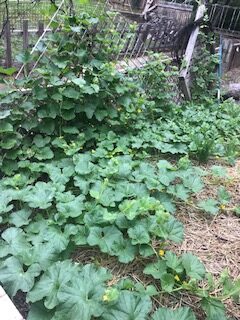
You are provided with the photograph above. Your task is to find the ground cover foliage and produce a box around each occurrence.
[0,10,240,320]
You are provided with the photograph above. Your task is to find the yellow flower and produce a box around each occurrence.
[158,249,165,257]
[117,107,122,111]
[220,204,226,210]
[102,294,109,302]
[182,281,188,286]
[137,108,142,113]
[174,275,180,282]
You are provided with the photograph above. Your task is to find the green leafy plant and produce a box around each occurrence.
[0,9,239,320]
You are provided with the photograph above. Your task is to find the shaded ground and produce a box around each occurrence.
[12,292,29,319]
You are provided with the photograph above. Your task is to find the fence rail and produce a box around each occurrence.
[208,4,240,35]
[1,20,45,68]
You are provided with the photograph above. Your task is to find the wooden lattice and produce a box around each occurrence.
[111,1,193,59]
[109,0,147,13]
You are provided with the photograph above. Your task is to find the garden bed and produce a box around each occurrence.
[0,8,240,320]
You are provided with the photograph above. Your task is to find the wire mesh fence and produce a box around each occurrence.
[0,1,52,30]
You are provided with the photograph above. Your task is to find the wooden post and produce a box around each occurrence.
[23,19,29,51]
[22,20,29,74]
[230,43,240,70]
[179,4,206,100]
[37,21,44,37]
[4,20,12,68]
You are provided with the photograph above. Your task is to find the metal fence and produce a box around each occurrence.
[208,4,240,35]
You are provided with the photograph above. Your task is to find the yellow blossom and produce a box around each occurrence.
[102,294,109,302]
[220,204,226,210]
[174,275,180,282]
[137,108,142,113]
[158,249,165,257]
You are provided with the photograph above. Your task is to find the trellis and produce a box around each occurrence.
[9,0,240,101]
[9,0,195,102]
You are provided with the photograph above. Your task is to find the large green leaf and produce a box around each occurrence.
[201,297,227,320]
[1,227,31,257]
[56,195,85,218]
[0,66,17,75]
[0,122,13,133]
[0,256,41,296]
[143,260,167,279]
[90,182,125,207]
[28,261,79,309]
[152,217,184,243]
[164,251,184,274]
[23,182,55,209]
[151,307,196,320]
[119,197,159,221]
[181,253,206,280]
[27,302,55,320]
[28,224,69,253]
[217,186,231,205]
[0,190,13,214]
[41,226,69,252]
[102,291,152,320]
[167,184,190,201]
[182,174,204,193]
[74,154,95,175]
[111,238,138,263]
[198,199,219,215]
[160,273,175,292]
[9,208,32,227]
[56,264,111,320]
[62,87,80,99]
[87,226,123,254]
[30,243,60,270]
[128,223,150,245]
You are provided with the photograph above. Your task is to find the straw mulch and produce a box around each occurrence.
[73,160,240,319]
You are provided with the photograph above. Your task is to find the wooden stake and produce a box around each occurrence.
[23,20,29,51]
[4,20,12,68]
